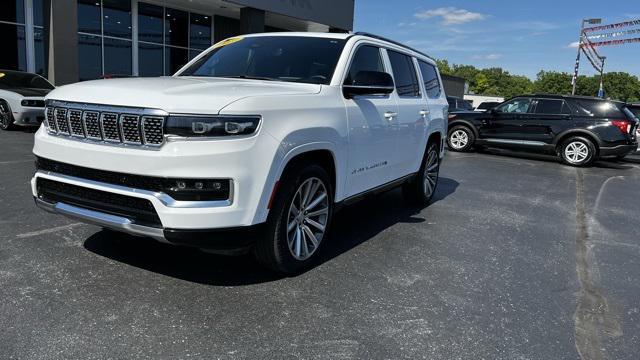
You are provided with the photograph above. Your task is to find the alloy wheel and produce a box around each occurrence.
[450,130,468,149]
[0,103,9,128]
[286,177,329,261]
[564,141,589,164]
[423,148,440,198]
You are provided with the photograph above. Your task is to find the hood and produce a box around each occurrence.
[7,87,51,97]
[46,77,322,114]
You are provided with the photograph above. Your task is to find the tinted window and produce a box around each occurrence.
[572,100,626,118]
[417,60,441,98]
[535,99,570,115]
[103,0,132,39]
[190,13,211,50]
[477,102,499,110]
[0,24,27,72]
[496,98,532,113]
[78,34,103,81]
[165,8,188,47]
[181,36,346,85]
[447,97,455,108]
[139,43,163,77]
[104,37,132,77]
[78,0,101,34]
[459,100,473,111]
[138,2,164,44]
[387,51,420,97]
[0,0,25,23]
[344,45,383,85]
[0,71,53,89]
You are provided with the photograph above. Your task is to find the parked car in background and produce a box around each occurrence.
[0,70,54,130]
[32,32,448,274]
[447,94,638,166]
[464,94,504,109]
[447,96,474,112]
[475,101,501,112]
[629,104,640,151]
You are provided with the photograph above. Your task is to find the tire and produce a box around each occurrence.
[0,100,15,131]
[559,136,596,167]
[254,163,333,274]
[447,125,475,152]
[403,142,440,205]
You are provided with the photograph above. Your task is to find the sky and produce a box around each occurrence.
[353,0,640,79]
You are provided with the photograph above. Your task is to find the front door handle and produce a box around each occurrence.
[384,111,398,121]
[419,109,430,117]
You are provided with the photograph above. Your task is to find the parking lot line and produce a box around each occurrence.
[0,159,34,165]
[16,223,84,239]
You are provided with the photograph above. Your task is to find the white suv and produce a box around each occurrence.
[32,32,447,273]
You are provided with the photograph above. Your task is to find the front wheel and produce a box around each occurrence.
[559,136,596,167]
[254,163,333,274]
[0,100,15,130]
[403,142,440,205]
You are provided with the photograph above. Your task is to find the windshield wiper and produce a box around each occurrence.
[220,75,277,81]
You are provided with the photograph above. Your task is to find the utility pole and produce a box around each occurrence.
[598,56,607,98]
[572,18,602,95]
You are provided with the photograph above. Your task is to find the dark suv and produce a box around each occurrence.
[447,94,639,166]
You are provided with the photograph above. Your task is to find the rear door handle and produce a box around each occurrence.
[419,109,430,117]
[384,111,398,121]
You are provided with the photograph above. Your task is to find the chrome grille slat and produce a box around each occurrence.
[120,115,142,144]
[68,109,85,137]
[54,108,70,134]
[44,103,165,148]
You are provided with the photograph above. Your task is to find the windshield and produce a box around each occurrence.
[179,36,347,85]
[0,71,54,90]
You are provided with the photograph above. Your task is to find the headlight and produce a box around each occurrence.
[165,115,261,137]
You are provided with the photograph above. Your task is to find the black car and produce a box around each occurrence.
[447,96,474,112]
[446,94,639,166]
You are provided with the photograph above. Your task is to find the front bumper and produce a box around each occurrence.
[13,106,45,126]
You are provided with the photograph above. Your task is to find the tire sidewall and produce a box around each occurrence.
[0,100,13,130]
[418,143,440,203]
[447,125,474,152]
[560,136,596,167]
[264,164,333,274]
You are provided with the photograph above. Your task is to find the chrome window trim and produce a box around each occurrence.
[34,170,234,209]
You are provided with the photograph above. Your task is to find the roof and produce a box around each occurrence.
[527,94,625,103]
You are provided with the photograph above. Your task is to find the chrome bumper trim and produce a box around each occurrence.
[35,198,168,242]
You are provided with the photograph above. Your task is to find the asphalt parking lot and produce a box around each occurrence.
[1,129,639,359]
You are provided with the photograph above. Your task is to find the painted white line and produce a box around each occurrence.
[0,159,33,165]
[16,223,84,238]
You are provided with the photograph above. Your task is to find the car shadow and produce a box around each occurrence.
[473,147,636,170]
[83,177,459,286]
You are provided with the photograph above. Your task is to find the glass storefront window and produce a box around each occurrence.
[0,0,25,24]
[190,13,211,50]
[165,8,188,48]
[103,0,132,39]
[78,0,101,35]
[139,43,163,77]
[165,47,188,75]
[138,2,163,44]
[0,23,27,71]
[78,34,102,81]
[33,0,44,27]
[104,37,132,77]
[34,27,46,76]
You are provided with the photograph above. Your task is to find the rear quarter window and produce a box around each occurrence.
[572,100,626,118]
[417,60,441,99]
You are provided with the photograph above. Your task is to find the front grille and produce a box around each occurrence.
[44,102,165,147]
[37,178,162,228]
[36,157,231,201]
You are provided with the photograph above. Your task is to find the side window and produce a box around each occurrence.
[387,50,420,97]
[417,60,441,98]
[535,99,570,115]
[344,45,384,85]
[496,98,532,113]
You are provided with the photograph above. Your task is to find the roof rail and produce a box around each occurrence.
[351,32,435,61]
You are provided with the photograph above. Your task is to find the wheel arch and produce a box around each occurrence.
[448,119,479,138]
[554,130,602,155]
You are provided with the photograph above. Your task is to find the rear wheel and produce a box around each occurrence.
[403,142,440,205]
[559,136,596,167]
[447,125,474,152]
[254,163,333,274]
[0,100,15,130]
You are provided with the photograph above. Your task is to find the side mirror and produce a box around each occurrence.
[343,71,395,99]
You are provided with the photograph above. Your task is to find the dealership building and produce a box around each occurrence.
[0,0,354,85]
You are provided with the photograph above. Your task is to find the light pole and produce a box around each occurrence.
[572,18,602,95]
[598,56,607,98]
